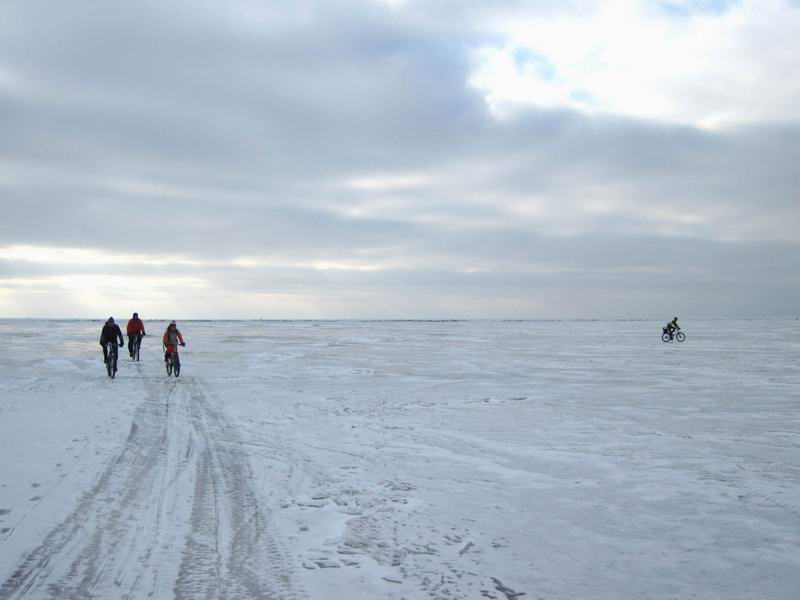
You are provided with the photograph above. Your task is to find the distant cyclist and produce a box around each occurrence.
[162,321,185,364]
[100,317,124,364]
[126,312,147,358]
[664,316,680,340]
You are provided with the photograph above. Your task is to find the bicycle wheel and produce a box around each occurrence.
[174,359,180,377]
[661,332,671,342]
[166,356,173,376]
[106,354,113,377]
[134,336,141,361]
[675,331,686,342]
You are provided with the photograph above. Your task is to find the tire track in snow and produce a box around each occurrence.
[174,377,302,600]
[0,373,301,600]
[0,373,195,600]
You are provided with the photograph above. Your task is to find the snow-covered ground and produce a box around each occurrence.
[0,319,798,600]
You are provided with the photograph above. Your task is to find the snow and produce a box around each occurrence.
[1,318,799,599]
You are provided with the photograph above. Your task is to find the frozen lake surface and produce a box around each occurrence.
[0,319,798,599]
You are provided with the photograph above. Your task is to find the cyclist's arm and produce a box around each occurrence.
[177,331,185,345]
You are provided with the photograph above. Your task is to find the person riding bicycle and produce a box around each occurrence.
[126,312,146,358]
[664,317,680,340]
[162,321,185,365]
[100,317,124,364]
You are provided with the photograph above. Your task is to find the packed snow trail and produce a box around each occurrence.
[0,370,300,600]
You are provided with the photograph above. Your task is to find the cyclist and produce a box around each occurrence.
[126,312,147,358]
[162,321,185,366]
[664,316,680,340]
[100,317,124,365]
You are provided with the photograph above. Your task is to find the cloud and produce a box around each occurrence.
[0,0,798,317]
[469,0,800,127]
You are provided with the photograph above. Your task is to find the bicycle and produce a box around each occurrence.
[105,342,120,378]
[661,328,686,343]
[131,333,143,361]
[164,345,181,377]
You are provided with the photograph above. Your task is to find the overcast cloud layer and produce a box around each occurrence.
[1,0,799,318]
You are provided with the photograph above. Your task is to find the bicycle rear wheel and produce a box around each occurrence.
[661,332,671,342]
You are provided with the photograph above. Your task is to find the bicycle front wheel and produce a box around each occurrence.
[676,331,686,342]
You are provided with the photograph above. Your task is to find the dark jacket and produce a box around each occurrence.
[100,323,124,346]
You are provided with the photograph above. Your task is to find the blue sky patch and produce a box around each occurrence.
[657,0,740,17]
[513,47,557,81]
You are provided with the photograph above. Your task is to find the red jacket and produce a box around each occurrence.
[163,327,184,352]
[127,318,146,335]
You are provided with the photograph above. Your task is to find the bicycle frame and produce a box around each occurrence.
[105,341,119,378]
[133,333,142,361]
[164,344,181,377]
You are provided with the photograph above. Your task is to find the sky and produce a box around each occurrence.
[1,0,799,319]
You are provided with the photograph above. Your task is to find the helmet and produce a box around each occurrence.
[674,317,678,321]
[133,312,138,318]
[107,317,114,324]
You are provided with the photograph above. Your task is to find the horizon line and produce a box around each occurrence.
[0,316,797,322]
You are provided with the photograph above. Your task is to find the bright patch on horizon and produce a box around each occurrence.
[344,173,433,192]
[0,245,206,267]
[231,255,386,272]
[0,245,389,274]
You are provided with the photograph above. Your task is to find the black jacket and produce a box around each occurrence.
[100,323,124,346]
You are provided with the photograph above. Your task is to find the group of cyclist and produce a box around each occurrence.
[99,313,185,373]
[99,314,682,375]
